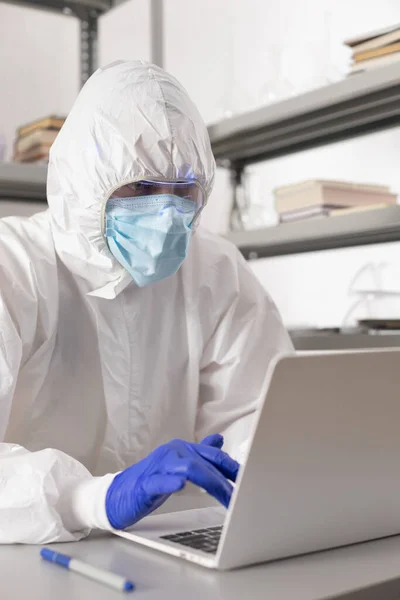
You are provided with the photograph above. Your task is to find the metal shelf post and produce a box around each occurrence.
[79,10,99,86]
[0,0,111,85]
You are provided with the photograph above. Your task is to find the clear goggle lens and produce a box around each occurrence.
[109,179,206,226]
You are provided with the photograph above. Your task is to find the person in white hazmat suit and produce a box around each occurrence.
[0,60,293,544]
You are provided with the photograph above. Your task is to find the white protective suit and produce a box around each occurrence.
[0,61,293,544]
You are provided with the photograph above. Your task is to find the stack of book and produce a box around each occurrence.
[345,23,400,74]
[13,115,65,163]
[274,180,397,224]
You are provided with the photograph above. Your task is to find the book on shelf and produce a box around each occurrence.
[14,129,59,155]
[17,115,65,138]
[14,144,52,163]
[358,318,400,331]
[274,180,397,215]
[279,203,390,224]
[279,205,330,222]
[354,41,400,62]
[344,23,400,53]
[13,115,65,163]
[345,24,400,74]
[350,51,400,73]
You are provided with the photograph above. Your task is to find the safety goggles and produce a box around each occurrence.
[108,178,207,228]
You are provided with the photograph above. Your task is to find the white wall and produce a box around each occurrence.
[164,0,400,327]
[0,3,79,160]
[250,241,400,328]
[164,0,400,121]
[98,0,151,66]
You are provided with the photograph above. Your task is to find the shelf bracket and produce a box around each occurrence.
[229,163,245,231]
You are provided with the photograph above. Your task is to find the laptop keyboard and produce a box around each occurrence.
[160,525,223,554]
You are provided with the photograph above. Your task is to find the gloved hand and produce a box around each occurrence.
[105,434,239,530]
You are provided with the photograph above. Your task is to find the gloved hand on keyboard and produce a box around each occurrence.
[105,434,239,530]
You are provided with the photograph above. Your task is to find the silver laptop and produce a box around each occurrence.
[114,349,400,570]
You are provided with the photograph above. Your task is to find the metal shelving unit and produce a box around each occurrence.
[208,62,400,258]
[290,328,400,351]
[0,163,47,201]
[210,63,400,351]
[0,0,164,203]
[226,206,400,260]
[1,0,163,85]
[2,0,112,86]
[208,63,400,168]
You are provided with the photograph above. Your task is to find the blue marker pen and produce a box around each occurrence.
[40,548,134,593]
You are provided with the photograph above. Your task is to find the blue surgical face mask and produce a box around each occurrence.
[105,194,196,287]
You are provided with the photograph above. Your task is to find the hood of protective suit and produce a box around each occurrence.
[47,60,216,298]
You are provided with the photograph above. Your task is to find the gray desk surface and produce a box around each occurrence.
[4,532,400,600]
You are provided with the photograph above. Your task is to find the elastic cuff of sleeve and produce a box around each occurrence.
[59,473,117,533]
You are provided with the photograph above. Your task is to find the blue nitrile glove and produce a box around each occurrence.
[105,434,239,530]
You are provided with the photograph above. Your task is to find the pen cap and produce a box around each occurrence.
[40,548,72,568]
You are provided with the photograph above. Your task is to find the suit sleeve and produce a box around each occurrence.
[197,250,293,463]
[0,242,113,544]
